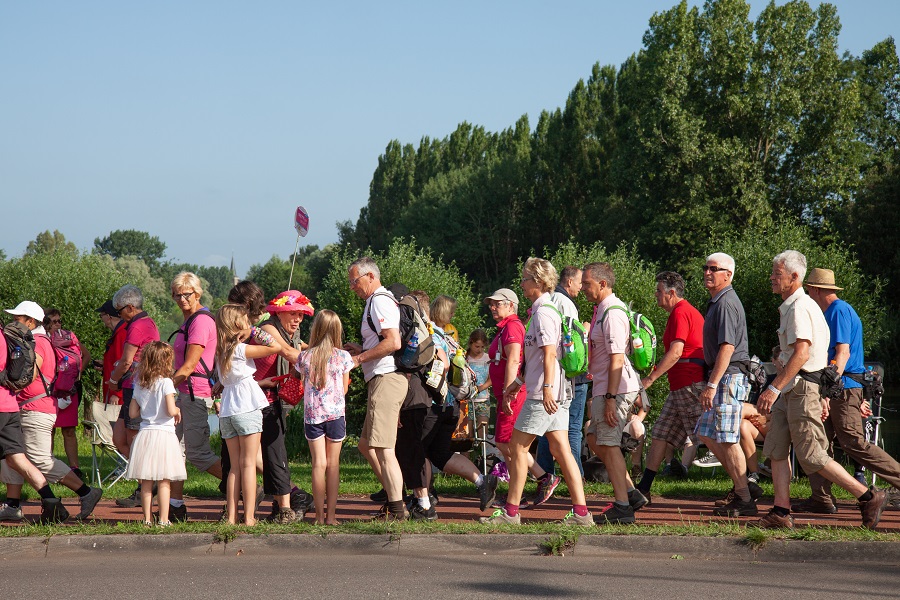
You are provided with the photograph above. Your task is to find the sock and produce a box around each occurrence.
[170,498,185,508]
[573,504,589,517]
[614,500,629,509]
[539,472,551,482]
[75,484,91,497]
[734,487,752,503]
[772,505,791,517]
[859,490,874,503]
[505,502,520,517]
[387,500,406,515]
[638,469,657,494]
[474,474,484,488]
[417,496,431,510]
[37,485,56,500]
[6,497,20,508]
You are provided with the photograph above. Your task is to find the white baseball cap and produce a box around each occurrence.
[5,301,45,323]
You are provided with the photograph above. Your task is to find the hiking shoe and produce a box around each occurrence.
[531,474,561,506]
[76,487,103,520]
[712,497,758,517]
[669,458,688,478]
[479,508,520,525]
[755,509,794,529]
[40,498,69,524]
[628,488,648,512]
[859,487,889,530]
[790,497,837,514]
[693,453,721,468]
[561,509,595,527]
[115,486,141,508]
[169,503,188,523]
[714,488,736,507]
[478,474,499,512]
[409,503,438,521]
[595,503,635,525]
[0,503,24,522]
[370,504,409,521]
[290,488,314,517]
[275,507,297,525]
[748,481,764,502]
[369,487,388,503]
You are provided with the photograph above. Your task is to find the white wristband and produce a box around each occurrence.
[706,381,717,389]
[514,376,524,386]
[767,384,781,395]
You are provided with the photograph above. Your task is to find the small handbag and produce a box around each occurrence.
[274,374,304,406]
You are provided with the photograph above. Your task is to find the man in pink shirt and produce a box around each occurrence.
[0,301,102,523]
[582,263,647,524]
[107,285,160,508]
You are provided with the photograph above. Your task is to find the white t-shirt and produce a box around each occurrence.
[523,293,565,402]
[360,287,401,382]
[132,377,177,432]
[220,343,270,417]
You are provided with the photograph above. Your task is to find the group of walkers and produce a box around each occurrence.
[0,249,896,530]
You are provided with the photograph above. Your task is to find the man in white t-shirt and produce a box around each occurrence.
[343,257,409,520]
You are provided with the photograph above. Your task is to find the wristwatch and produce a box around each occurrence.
[604,393,615,400]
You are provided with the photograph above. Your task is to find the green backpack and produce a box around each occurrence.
[599,303,657,372]
[527,304,588,378]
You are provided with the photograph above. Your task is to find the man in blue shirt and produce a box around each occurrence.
[794,268,900,514]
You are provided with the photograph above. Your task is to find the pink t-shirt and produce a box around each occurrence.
[123,314,160,389]
[172,310,216,397]
[296,348,354,424]
[19,333,57,414]
[0,333,19,413]
[589,294,640,396]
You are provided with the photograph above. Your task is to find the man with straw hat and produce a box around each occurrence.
[793,267,900,513]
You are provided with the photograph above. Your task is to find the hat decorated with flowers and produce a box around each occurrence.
[266,290,314,316]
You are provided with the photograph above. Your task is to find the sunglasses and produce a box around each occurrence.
[49,318,62,324]
[702,265,730,274]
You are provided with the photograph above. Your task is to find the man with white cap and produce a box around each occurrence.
[793,267,900,513]
[0,301,102,522]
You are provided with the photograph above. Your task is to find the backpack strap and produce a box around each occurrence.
[364,292,398,343]
[168,309,215,401]
[19,364,53,406]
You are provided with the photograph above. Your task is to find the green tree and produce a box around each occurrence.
[24,230,77,257]
[93,230,167,267]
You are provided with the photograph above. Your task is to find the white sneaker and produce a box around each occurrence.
[693,453,722,468]
[0,503,24,522]
[561,509,595,527]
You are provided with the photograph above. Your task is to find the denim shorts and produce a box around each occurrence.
[305,417,346,442]
[219,409,264,439]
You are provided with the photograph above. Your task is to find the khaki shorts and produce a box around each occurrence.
[587,391,639,447]
[362,372,407,449]
[1,410,72,485]
[763,379,831,473]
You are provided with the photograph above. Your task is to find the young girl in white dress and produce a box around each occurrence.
[125,341,187,526]
[216,304,292,526]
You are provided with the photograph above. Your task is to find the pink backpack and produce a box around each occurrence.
[50,329,82,395]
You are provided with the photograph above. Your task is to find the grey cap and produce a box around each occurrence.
[483,288,518,305]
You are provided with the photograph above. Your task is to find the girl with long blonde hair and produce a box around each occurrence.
[295,309,354,524]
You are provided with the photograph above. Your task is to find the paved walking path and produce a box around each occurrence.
[3,492,899,531]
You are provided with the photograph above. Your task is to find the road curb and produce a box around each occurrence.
[6,533,899,563]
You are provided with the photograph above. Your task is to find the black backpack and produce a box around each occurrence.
[167,309,216,400]
[0,321,39,392]
[365,292,435,374]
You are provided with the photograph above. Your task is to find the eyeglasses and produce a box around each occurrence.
[702,265,730,274]
[521,276,535,284]
[49,318,62,324]
[349,273,368,287]
[172,292,195,301]
[116,306,129,316]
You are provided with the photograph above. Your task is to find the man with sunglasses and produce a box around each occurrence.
[107,285,159,507]
[696,253,761,518]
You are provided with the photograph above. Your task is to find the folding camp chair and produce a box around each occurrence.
[83,419,128,488]
[860,361,887,487]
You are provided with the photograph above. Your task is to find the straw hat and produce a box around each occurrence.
[805,268,843,291]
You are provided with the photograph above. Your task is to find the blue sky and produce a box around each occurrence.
[2,1,897,276]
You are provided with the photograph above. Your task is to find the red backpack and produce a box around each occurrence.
[50,329,82,396]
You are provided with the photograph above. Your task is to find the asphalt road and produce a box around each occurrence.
[1,547,896,600]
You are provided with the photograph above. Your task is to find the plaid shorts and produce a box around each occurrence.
[650,381,704,447]
[694,373,748,444]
